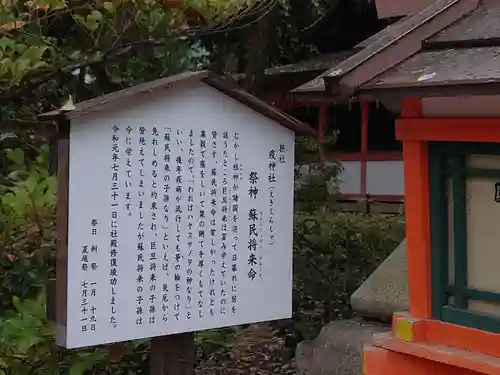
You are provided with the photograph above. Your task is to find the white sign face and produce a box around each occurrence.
[63,85,295,349]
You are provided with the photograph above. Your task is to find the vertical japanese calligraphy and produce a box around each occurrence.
[136,126,146,326]
[80,219,99,334]
[66,88,295,348]
[220,131,229,316]
[186,130,195,320]
[268,148,277,246]
[198,130,207,319]
[149,127,159,324]
[174,129,183,321]
[247,170,259,281]
[231,132,240,314]
[80,281,97,333]
[124,127,133,217]
[81,245,88,271]
[209,130,217,317]
[109,125,120,329]
[162,128,172,323]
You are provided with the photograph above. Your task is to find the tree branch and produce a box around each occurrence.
[0,0,278,103]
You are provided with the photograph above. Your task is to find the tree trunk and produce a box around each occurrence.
[241,9,276,95]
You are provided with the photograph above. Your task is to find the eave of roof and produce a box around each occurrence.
[286,16,415,102]
[353,15,412,49]
[291,0,480,99]
[428,1,500,45]
[359,46,500,99]
[290,12,422,95]
[357,0,500,100]
[262,16,414,103]
[265,50,360,77]
[39,70,316,136]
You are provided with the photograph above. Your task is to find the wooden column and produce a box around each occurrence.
[399,98,432,319]
[318,104,327,142]
[150,333,196,375]
[55,117,70,346]
[360,102,369,200]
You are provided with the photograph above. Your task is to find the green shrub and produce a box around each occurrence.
[295,212,403,332]
[270,211,405,351]
[0,145,56,312]
[286,138,405,348]
[0,293,150,375]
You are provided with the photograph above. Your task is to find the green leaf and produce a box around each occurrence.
[2,188,31,215]
[86,10,103,31]
[14,43,27,53]
[6,148,24,166]
[31,61,49,71]
[11,58,31,79]
[148,9,164,30]
[21,45,48,63]
[0,37,15,51]
[46,0,67,9]
[12,296,20,310]
[23,173,39,195]
[15,335,43,355]
[0,57,11,77]
[0,357,8,369]
[103,1,114,13]
[69,356,95,375]
[73,14,87,28]
[108,71,123,84]
[69,50,82,60]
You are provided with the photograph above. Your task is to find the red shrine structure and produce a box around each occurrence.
[284,0,500,374]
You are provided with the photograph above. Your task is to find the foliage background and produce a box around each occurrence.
[0,0,405,373]
[0,139,404,374]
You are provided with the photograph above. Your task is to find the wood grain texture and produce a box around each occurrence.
[150,333,195,375]
[56,118,70,346]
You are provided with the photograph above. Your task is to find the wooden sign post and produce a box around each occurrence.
[40,70,314,372]
[150,333,195,375]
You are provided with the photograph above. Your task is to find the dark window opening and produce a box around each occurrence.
[326,103,361,153]
[367,102,401,152]
[288,106,320,132]
[287,102,401,153]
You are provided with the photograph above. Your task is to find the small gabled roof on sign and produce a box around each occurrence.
[39,70,316,136]
[291,0,479,99]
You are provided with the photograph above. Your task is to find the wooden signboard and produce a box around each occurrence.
[45,71,313,351]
